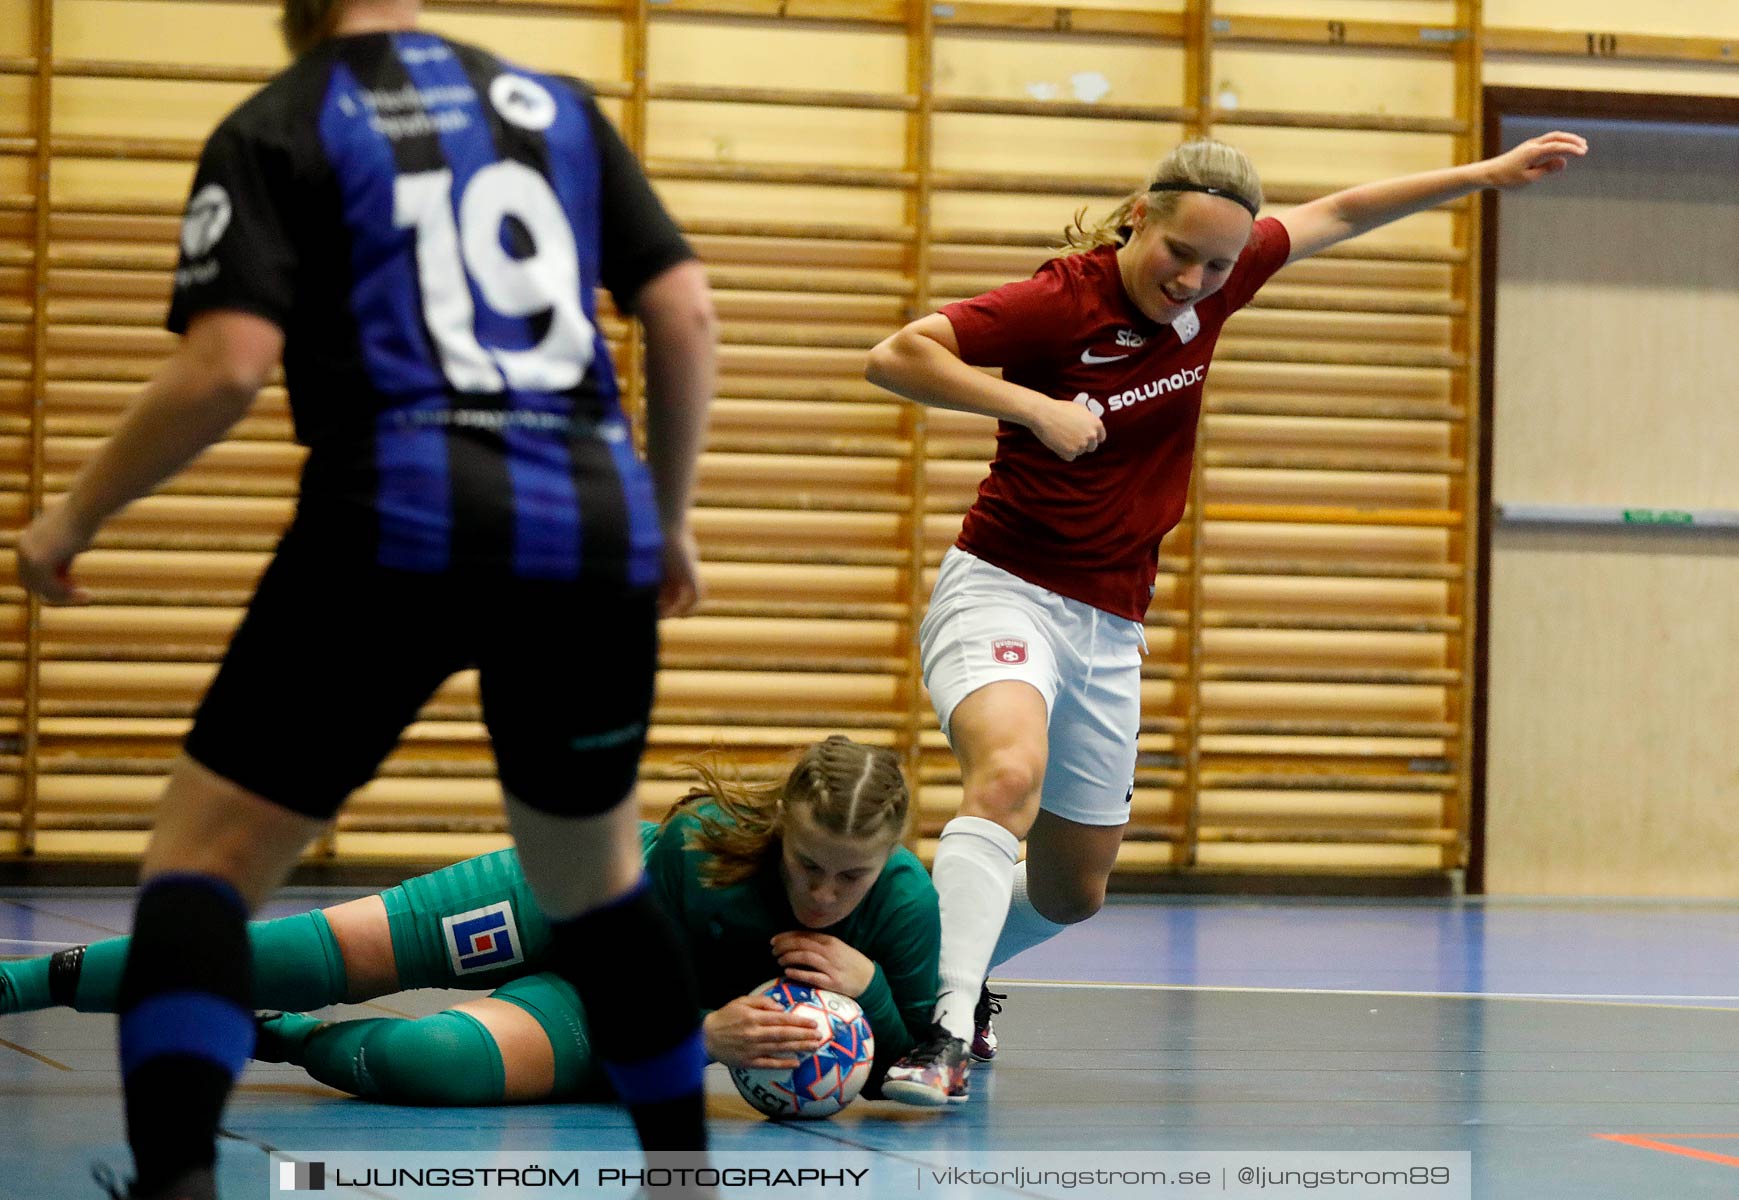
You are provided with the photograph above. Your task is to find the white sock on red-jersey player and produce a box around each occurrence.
[932,815,1020,1041]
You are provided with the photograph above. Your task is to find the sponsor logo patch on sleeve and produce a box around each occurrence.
[441,901,526,975]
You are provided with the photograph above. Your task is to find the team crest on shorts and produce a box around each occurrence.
[991,638,1028,665]
[442,901,525,975]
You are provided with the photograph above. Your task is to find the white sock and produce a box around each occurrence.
[990,860,1068,970]
[931,815,1020,1041]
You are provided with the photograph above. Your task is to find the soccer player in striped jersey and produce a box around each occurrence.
[16,1,717,1195]
[866,131,1587,1105]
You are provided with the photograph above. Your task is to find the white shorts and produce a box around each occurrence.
[919,547,1146,827]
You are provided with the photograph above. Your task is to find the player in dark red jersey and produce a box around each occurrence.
[15,0,718,1195]
[866,132,1586,1105]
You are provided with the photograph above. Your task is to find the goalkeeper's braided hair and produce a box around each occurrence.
[664,736,911,888]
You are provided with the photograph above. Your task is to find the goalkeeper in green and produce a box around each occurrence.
[2,738,939,1105]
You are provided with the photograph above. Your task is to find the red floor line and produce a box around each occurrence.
[1598,1134,1739,1169]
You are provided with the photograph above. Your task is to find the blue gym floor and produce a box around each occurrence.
[6,890,1739,1199]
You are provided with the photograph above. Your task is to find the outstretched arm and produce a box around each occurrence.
[1278,130,1587,263]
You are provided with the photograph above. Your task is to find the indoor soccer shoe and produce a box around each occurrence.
[971,985,1006,1062]
[881,1024,971,1106]
[251,1009,322,1063]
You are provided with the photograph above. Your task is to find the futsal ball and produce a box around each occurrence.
[727,978,874,1119]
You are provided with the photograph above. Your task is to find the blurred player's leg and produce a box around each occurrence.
[484,580,708,1160]
[116,759,325,1200]
[508,796,707,1151]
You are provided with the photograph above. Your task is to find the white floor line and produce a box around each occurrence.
[998,978,1739,1009]
[0,938,80,949]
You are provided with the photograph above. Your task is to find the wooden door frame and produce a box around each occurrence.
[1470,87,1739,891]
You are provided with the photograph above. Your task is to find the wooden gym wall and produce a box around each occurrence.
[0,0,1734,877]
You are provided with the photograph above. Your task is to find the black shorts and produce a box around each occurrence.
[184,526,658,819]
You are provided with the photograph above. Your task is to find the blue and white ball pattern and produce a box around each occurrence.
[728,978,874,1119]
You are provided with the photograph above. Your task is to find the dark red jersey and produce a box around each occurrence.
[939,217,1290,619]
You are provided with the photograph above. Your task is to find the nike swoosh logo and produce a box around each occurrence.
[1080,349,1130,364]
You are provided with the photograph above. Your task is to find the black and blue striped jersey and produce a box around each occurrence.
[167,31,692,583]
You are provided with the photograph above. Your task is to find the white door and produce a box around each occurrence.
[1485,114,1739,895]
